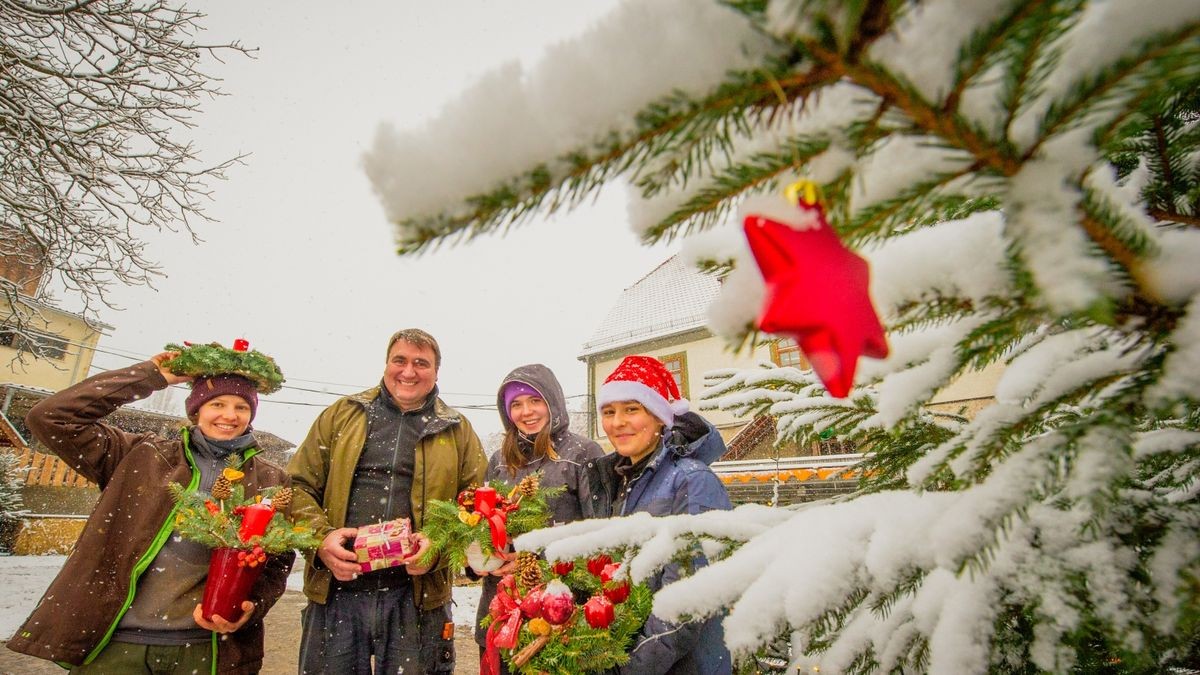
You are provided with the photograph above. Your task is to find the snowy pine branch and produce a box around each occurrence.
[369,0,1200,670]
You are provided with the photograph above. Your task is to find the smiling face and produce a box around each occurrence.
[383,339,438,410]
[508,394,550,436]
[196,394,253,440]
[600,400,664,464]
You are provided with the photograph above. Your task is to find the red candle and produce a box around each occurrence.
[238,502,274,542]
[474,486,499,513]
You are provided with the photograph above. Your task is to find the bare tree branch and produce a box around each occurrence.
[0,0,249,351]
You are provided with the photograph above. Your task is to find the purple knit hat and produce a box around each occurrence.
[185,374,259,422]
[501,381,541,422]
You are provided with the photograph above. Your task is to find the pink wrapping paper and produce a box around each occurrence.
[353,518,413,572]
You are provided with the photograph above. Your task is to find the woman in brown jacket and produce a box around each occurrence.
[5,350,293,674]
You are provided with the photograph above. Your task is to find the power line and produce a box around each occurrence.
[32,335,590,411]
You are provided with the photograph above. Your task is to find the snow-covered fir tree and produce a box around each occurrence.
[365,1,1200,671]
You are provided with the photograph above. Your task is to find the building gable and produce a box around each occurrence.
[580,255,719,358]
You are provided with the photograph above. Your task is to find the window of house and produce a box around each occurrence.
[658,352,689,399]
[817,437,857,456]
[0,330,68,360]
[32,333,68,359]
[771,338,808,369]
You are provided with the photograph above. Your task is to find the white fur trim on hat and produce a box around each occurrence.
[597,380,689,428]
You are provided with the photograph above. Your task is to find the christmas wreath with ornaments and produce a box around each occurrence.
[482,552,652,674]
[168,460,320,555]
[416,474,562,574]
[420,476,653,673]
[169,457,320,621]
[163,339,285,394]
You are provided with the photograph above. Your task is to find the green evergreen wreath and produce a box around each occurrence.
[164,341,285,394]
[418,475,564,572]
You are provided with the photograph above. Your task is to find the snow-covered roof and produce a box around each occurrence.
[579,255,720,358]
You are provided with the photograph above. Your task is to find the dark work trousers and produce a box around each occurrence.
[298,580,454,674]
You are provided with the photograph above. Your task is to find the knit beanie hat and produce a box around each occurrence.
[597,355,690,427]
[185,374,259,422]
[501,381,541,421]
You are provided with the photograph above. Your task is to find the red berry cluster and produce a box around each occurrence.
[236,544,267,568]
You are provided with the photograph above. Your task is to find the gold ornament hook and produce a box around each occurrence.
[785,179,821,207]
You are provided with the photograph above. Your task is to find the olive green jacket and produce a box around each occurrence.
[286,386,487,609]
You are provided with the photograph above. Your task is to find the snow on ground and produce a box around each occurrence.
[1,555,481,638]
[0,555,67,639]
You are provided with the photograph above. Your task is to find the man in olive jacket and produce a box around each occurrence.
[288,328,487,674]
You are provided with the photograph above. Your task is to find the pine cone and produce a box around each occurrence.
[211,475,233,500]
[517,552,542,589]
[271,487,293,512]
[516,473,540,498]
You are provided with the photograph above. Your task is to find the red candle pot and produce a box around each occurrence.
[200,547,265,622]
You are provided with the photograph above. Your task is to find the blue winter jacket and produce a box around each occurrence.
[582,412,733,675]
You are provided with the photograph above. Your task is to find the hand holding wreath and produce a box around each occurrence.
[151,351,192,385]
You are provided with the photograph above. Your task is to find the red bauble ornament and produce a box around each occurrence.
[603,579,631,604]
[519,587,545,619]
[587,554,612,577]
[456,488,473,508]
[232,338,250,352]
[583,595,615,629]
[551,560,574,576]
[599,562,620,584]
[540,580,575,625]
[743,182,889,398]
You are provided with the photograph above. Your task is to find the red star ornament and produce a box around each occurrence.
[743,188,889,398]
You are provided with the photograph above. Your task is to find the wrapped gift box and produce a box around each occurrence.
[354,518,413,573]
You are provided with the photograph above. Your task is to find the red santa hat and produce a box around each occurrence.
[597,355,690,427]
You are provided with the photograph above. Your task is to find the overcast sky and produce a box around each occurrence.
[75,1,673,445]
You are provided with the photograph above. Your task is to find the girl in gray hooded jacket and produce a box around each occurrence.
[474,364,603,668]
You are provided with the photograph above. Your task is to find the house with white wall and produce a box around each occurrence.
[578,255,1002,505]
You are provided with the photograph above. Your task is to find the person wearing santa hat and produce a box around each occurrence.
[583,355,732,674]
[473,364,603,671]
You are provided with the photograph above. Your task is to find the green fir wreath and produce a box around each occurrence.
[483,554,653,674]
[164,341,285,394]
[417,474,563,571]
[168,457,320,554]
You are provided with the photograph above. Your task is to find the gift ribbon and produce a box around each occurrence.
[482,583,523,675]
